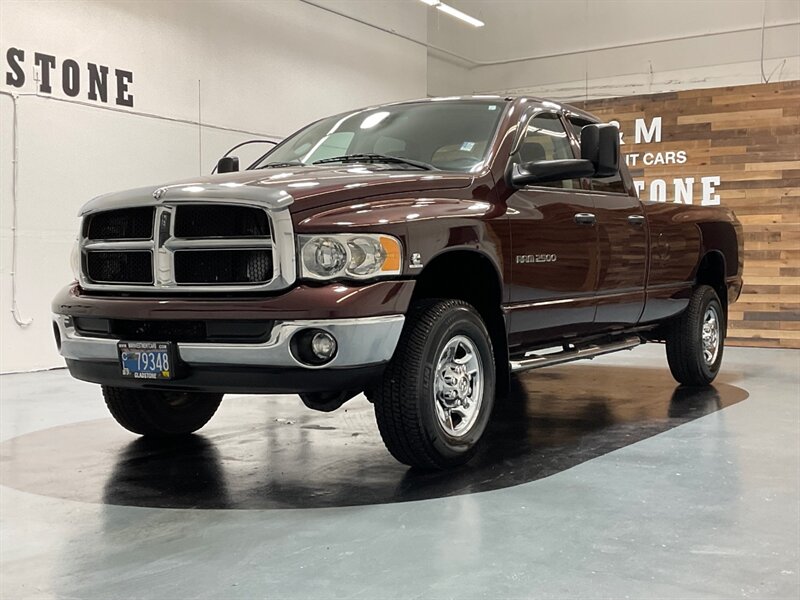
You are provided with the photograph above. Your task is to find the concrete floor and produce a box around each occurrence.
[1,344,798,599]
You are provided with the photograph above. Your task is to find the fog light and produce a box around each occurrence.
[291,328,339,366]
[311,331,337,360]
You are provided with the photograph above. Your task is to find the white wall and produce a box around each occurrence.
[427,0,800,99]
[0,0,428,373]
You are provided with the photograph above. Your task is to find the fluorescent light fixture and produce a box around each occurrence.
[419,0,484,28]
[436,3,484,27]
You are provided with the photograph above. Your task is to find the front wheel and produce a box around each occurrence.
[369,299,496,470]
[665,285,725,386]
[102,386,223,436]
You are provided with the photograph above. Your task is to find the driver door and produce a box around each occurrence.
[506,110,599,349]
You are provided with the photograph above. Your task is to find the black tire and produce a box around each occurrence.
[665,285,725,386]
[102,386,223,436]
[369,299,496,470]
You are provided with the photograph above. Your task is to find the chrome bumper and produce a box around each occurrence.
[54,314,405,369]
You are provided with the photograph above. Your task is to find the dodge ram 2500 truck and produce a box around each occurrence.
[53,97,743,469]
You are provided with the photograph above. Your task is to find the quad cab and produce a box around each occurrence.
[53,97,743,469]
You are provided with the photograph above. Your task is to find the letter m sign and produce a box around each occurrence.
[635,117,662,144]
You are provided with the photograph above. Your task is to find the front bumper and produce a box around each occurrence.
[53,313,405,393]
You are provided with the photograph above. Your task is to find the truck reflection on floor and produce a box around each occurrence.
[0,365,747,510]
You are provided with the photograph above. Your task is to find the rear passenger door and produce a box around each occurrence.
[566,115,647,329]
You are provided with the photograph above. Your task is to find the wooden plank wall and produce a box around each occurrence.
[573,81,800,349]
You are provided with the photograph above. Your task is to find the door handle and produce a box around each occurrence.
[628,214,646,226]
[574,212,596,225]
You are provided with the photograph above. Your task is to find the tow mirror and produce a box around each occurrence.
[581,123,619,177]
[216,156,240,174]
[510,159,595,187]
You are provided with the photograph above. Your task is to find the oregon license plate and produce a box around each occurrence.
[118,342,174,380]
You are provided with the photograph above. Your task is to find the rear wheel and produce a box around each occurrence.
[102,386,223,436]
[369,299,496,470]
[665,285,725,386]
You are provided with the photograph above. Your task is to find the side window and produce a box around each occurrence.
[517,112,577,189]
[565,116,590,148]
[567,116,626,195]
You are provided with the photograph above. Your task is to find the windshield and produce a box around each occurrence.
[250,100,506,172]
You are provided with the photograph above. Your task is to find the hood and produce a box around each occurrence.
[79,166,473,215]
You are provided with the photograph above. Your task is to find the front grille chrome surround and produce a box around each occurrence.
[77,200,296,293]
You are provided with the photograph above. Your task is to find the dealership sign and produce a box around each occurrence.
[609,116,721,206]
[4,47,134,107]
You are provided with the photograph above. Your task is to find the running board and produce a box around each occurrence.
[509,336,642,373]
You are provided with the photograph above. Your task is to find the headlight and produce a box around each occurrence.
[298,234,402,280]
[70,239,81,281]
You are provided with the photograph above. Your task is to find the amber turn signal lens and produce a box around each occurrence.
[379,236,402,272]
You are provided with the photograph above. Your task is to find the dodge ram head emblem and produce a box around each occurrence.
[152,187,167,200]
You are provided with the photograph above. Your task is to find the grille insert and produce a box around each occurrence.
[73,317,274,343]
[174,250,273,284]
[174,205,270,238]
[85,207,154,240]
[85,251,153,284]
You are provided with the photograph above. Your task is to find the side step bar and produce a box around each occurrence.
[509,336,642,373]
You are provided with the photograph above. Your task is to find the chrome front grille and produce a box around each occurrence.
[78,201,295,292]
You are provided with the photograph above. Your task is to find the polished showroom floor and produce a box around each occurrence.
[1,344,798,599]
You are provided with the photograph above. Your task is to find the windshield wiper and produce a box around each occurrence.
[256,160,304,169]
[312,154,435,171]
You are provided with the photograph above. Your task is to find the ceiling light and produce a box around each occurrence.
[419,0,484,28]
[436,3,484,27]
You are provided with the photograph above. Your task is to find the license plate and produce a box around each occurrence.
[118,342,174,380]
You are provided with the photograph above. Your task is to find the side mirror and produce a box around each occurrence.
[216,156,240,174]
[510,159,595,187]
[581,123,619,177]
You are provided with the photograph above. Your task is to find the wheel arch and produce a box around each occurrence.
[410,248,509,396]
[695,250,727,309]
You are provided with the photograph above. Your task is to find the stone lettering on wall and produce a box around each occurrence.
[4,47,134,107]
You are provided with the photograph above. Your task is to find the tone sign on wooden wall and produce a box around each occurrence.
[573,81,800,349]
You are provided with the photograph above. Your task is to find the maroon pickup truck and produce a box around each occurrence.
[53,97,743,469]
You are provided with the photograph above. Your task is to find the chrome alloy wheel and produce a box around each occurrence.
[702,305,721,365]
[433,335,484,438]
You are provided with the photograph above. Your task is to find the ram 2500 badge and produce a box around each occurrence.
[53,97,743,469]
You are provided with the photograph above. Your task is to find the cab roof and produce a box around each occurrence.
[391,95,600,124]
